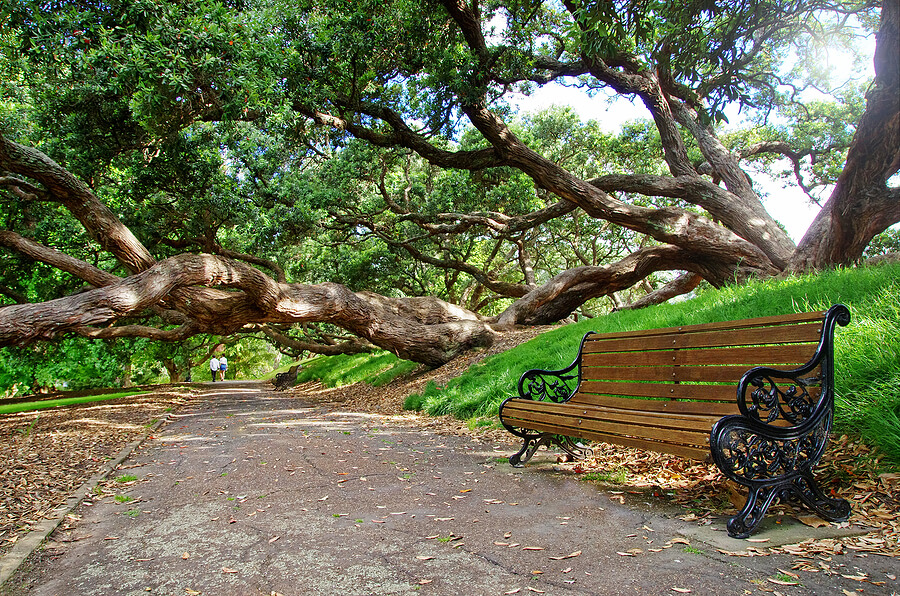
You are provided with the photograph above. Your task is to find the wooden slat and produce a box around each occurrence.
[567,393,739,416]
[501,407,712,460]
[580,310,826,342]
[582,323,823,353]
[504,399,721,431]
[576,380,733,401]
[503,411,709,459]
[502,408,709,448]
[581,344,817,367]
[580,364,755,384]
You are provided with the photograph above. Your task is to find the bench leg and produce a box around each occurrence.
[726,472,850,539]
[791,471,851,523]
[509,433,592,468]
[726,484,780,539]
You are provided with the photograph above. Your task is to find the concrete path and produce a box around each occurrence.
[4,383,898,595]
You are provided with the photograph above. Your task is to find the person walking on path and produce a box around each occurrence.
[209,356,219,382]
[218,356,228,381]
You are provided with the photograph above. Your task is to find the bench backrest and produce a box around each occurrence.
[572,310,830,418]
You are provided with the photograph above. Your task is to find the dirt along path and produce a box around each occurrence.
[3,382,898,595]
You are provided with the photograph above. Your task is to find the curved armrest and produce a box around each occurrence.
[517,362,579,403]
[735,304,850,437]
[515,331,595,403]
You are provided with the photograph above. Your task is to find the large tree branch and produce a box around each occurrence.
[789,0,900,270]
[0,134,156,273]
[0,229,121,288]
[260,325,376,357]
[461,101,779,279]
[0,253,496,366]
[297,103,505,171]
[494,244,741,326]
[617,272,703,311]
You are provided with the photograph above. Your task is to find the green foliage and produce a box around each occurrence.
[0,337,154,394]
[864,228,900,257]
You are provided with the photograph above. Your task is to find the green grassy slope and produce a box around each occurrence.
[407,264,900,464]
[285,264,900,466]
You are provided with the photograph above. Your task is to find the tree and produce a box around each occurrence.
[0,0,897,369]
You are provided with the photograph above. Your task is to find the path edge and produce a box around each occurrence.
[0,414,173,587]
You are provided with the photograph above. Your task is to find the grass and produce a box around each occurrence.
[0,390,147,415]
[581,468,628,485]
[269,263,900,468]
[295,351,418,388]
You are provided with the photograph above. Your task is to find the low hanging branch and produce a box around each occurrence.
[0,253,497,367]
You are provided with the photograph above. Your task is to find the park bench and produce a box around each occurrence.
[273,364,301,391]
[498,305,852,538]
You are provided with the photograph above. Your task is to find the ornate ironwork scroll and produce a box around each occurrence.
[500,332,595,466]
[710,304,852,537]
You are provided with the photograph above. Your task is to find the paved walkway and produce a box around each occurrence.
[4,383,898,595]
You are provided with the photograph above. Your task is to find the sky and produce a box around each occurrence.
[500,26,882,244]
[507,83,821,242]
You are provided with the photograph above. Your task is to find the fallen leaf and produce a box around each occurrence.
[525,588,545,593]
[181,552,190,559]
[416,556,434,561]
[268,536,280,543]
[768,578,798,586]
[222,567,238,574]
[672,588,692,594]
[549,551,582,560]
[504,589,521,594]
[185,590,201,595]
[418,579,432,585]
[797,516,829,528]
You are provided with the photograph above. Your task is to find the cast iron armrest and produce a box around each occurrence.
[498,332,595,465]
[710,304,851,538]
[733,303,851,436]
[514,331,594,403]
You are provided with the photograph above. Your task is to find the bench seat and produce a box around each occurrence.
[499,305,852,537]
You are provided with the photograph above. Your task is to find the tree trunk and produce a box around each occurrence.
[789,0,900,270]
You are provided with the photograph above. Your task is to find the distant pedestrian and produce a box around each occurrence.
[209,356,219,382]
[219,356,228,381]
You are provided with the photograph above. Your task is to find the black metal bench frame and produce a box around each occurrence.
[499,305,852,538]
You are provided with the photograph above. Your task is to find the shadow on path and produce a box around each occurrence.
[4,384,897,595]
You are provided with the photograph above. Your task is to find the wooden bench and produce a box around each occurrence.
[273,365,301,391]
[498,305,852,538]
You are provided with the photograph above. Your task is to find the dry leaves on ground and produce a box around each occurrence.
[0,389,192,557]
[551,436,899,559]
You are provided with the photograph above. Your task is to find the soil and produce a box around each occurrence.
[1,325,898,563]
